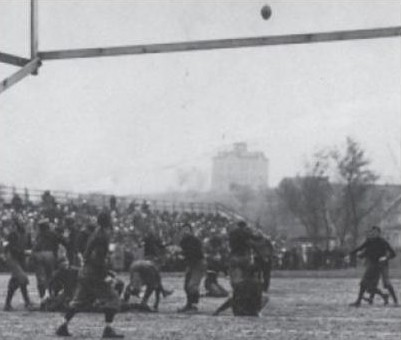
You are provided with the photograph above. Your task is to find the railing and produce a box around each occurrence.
[0,184,81,204]
[0,184,247,220]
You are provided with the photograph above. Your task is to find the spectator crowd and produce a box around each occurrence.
[0,191,349,273]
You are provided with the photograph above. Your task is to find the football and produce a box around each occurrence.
[261,5,272,20]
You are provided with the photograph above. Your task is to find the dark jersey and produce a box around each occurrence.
[229,227,253,256]
[66,227,79,264]
[34,229,67,256]
[6,230,27,264]
[144,233,165,258]
[251,237,273,262]
[351,237,396,263]
[180,234,204,263]
[77,229,92,255]
[83,227,110,273]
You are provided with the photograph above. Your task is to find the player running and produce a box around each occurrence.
[359,226,398,306]
[55,210,123,338]
[349,226,395,307]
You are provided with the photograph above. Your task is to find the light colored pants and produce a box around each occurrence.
[33,251,56,292]
[184,259,206,302]
[6,255,29,286]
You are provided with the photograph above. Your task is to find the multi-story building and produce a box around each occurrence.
[211,142,268,192]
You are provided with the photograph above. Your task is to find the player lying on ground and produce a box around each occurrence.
[123,259,173,311]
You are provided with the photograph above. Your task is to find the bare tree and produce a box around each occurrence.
[330,137,379,248]
[277,163,332,247]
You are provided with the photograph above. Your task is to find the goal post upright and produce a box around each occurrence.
[0,0,41,94]
[30,0,39,74]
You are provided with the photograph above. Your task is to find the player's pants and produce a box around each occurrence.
[379,263,393,289]
[232,278,263,316]
[6,256,29,286]
[254,257,272,292]
[204,271,228,298]
[229,255,252,288]
[33,251,56,297]
[184,259,206,305]
[4,255,31,307]
[360,260,381,293]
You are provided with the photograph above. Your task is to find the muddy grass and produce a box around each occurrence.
[0,274,400,339]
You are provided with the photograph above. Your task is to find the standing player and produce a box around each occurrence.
[362,226,398,306]
[349,226,395,307]
[143,226,166,266]
[251,231,274,293]
[32,218,67,305]
[214,220,264,316]
[55,211,123,338]
[213,221,261,315]
[3,217,34,311]
[64,216,80,267]
[203,232,229,298]
[227,220,254,288]
[177,223,205,312]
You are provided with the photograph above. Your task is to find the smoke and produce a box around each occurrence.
[175,167,207,192]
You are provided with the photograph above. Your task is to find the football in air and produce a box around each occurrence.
[261,4,272,20]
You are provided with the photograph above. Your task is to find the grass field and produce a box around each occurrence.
[0,273,400,339]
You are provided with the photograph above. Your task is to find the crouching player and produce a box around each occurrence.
[55,211,123,338]
[123,259,173,311]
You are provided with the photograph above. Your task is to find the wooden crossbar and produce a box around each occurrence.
[39,26,401,61]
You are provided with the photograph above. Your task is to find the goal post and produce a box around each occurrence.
[0,0,400,95]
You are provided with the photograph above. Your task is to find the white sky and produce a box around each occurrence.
[1,1,400,195]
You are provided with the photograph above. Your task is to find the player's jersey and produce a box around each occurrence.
[352,237,396,263]
[5,230,27,264]
[180,234,204,264]
[82,227,110,277]
[34,229,66,256]
[229,227,253,256]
